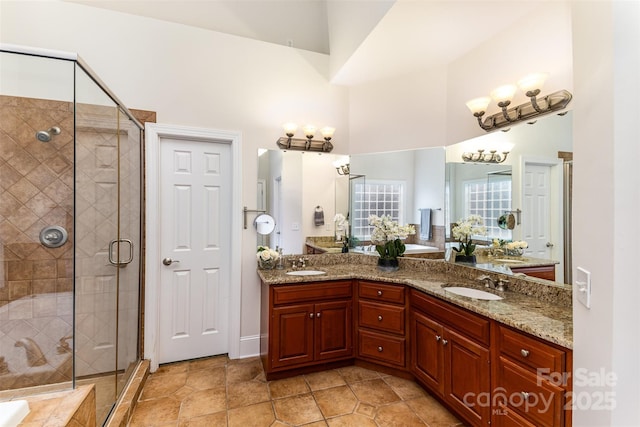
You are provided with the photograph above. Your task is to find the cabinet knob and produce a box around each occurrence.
[435,335,441,342]
[316,312,321,318]
[521,391,530,400]
[378,315,383,321]
[309,313,314,319]
[377,346,383,352]
[442,339,448,346]
[377,290,383,296]
[520,349,530,357]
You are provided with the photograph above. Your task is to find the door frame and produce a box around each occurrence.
[519,156,564,282]
[144,123,242,372]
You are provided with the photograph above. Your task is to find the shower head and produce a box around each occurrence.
[36,126,61,142]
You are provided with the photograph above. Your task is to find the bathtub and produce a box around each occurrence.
[403,244,442,254]
[0,292,73,392]
[353,243,442,255]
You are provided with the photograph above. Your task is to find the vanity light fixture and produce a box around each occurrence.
[276,123,334,152]
[335,163,350,175]
[461,149,509,164]
[466,73,572,132]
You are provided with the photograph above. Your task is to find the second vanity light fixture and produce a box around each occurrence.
[461,149,509,164]
[276,123,335,152]
[466,73,572,132]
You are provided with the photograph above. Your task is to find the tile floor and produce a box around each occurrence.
[127,355,464,426]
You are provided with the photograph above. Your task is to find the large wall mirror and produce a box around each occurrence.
[256,111,572,286]
[257,150,349,254]
[445,112,573,285]
[349,148,446,249]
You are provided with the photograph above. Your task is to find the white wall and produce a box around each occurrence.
[572,1,640,425]
[348,66,448,153]
[0,0,349,356]
[445,1,573,146]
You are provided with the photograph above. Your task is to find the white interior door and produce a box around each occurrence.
[158,137,231,364]
[523,164,552,258]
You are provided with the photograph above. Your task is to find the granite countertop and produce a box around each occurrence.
[258,254,572,349]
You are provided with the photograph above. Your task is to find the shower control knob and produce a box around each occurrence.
[162,258,179,266]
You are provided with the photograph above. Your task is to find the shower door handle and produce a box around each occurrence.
[108,239,134,267]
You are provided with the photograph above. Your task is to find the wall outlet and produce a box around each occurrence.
[576,267,591,309]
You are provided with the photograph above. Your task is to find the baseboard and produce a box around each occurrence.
[238,334,260,359]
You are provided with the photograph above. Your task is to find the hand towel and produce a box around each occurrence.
[420,209,432,240]
[314,206,324,226]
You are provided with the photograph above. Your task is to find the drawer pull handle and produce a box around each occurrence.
[378,315,383,321]
[442,339,448,346]
[435,335,441,342]
[521,391,530,400]
[377,290,383,296]
[316,312,321,318]
[309,313,314,319]
[377,346,383,352]
[520,349,530,357]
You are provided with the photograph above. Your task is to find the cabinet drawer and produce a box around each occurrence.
[497,357,565,427]
[493,404,537,427]
[498,325,566,375]
[359,300,405,334]
[359,281,405,304]
[358,329,405,367]
[410,290,490,345]
[272,281,352,305]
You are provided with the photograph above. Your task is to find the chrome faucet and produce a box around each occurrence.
[14,337,47,367]
[298,257,308,269]
[56,335,72,354]
[477,275,509,292]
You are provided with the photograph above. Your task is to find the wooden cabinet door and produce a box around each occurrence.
[271,303,314,368]
[444,328,491,427]
[411,310,445,396]
[314,300,353,361]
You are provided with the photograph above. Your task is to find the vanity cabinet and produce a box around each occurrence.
[492,325,572,427]
[356,281,407,368]
[410,290,491,427]
[261,280,353,378]
[509,265,556,281]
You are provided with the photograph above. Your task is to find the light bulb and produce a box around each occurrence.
[282,122,297,137]
[303,125,316,139]
[465,97,491,114]
[490,84,517,105]
[320,127,335,141]
[518,73,548,94]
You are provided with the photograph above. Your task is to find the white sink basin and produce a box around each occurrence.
[444,287,503,301]
[286,270,326,276]
[495,259,526,264]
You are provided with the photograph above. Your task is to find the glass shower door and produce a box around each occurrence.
[74,66,142,425]
[115,108,142,397]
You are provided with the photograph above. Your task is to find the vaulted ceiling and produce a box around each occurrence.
[66,0,546,85]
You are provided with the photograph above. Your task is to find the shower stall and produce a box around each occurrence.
[0,45,143,425]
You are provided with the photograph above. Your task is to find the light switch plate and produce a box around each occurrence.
[576,267,591,309]
[291,222,300,231]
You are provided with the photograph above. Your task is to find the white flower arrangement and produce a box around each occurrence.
[505,240,528,250]
[257,245,279,269]
[368,214,416,259]
[451,215,487,257]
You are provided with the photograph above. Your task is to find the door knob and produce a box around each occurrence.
[162,258,179,266]
[546,242,554,248]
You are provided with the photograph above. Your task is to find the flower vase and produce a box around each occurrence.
[377,257,399,272]
[258,258,276,270]
[505,248,524,257]
[455,254,477,264]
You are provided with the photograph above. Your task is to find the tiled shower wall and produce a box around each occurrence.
[0,95,75,308]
